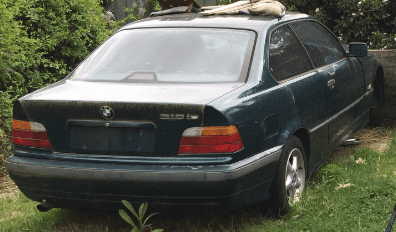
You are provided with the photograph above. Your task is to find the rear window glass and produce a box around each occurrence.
[69,28,255,83]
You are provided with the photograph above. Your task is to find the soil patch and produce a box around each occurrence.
[327,125,394,164]
[0,175,19,200]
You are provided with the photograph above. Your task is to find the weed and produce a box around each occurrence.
[119,200,163,232]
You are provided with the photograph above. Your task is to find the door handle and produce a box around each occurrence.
[328,79,336,89]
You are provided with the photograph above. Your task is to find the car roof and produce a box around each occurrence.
[120,11,313,32]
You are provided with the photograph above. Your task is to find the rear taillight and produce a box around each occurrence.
[178,125,244,155]
[12,120,52,149]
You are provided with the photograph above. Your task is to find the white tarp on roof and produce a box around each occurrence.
[200,0,286,17]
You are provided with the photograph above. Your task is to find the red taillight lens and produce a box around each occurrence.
[178,125,244,155]
[12,120,52,149]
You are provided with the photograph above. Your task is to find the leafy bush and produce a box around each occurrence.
[217,0,396,48]
[0,0,114,132]
[279,0,396,49]
[0,0,116,165]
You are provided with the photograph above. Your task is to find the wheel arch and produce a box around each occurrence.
[292,128,310,169]
[277,119,310,160]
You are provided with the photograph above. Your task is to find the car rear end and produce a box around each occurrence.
[7,96,280,213]
[5,18,281,213]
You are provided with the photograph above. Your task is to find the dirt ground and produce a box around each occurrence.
[326,124,394,163]
[0,175,19,200]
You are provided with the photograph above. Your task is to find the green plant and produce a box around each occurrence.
[119,200,163,232]
[0,128,12,177]
[279,0,396,49]
[0,0,114,136]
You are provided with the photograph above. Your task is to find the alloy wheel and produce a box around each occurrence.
[285,148,305,204]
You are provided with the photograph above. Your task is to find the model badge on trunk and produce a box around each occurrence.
[160,114,199,120]
[100,106,114,119]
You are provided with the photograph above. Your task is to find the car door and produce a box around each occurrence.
[290,20,365,153]
[268,24,329,170]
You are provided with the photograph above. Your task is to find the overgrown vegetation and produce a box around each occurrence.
[0,0,116,167]
[0,0,113,107]
[218,0,396,49]
[280,0,396,49]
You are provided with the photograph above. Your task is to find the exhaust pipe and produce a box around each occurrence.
[341,138,361,147]
[36,201,53,212]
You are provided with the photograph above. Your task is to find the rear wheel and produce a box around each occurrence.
[267,136,306,215]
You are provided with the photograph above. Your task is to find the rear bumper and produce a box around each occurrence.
[5,146,282,213]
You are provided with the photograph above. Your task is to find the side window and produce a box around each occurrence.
[269,25,313,82]
[290,21,346,68]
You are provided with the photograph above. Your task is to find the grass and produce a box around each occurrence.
[256,148,396,231]
[0,126,395,231]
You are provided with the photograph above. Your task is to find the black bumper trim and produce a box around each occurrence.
[6,146,282,182]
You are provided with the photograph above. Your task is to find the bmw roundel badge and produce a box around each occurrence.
[100,106,114,119]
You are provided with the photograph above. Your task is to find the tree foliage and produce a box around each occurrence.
[0,0,113,132]
[279,0,396,49]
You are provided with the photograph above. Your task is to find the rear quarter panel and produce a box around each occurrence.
[206,19,329,172]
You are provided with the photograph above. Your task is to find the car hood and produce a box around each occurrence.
[22,80,245,105]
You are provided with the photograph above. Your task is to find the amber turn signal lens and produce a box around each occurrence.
[178,125,244,154]
[12,120,31,130]
[200,126,239,136]
[12,120,52,149]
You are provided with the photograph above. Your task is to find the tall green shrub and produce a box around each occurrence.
[218,0,396,48]
[0,0,34,135]
[279,0,396,49]
[0,0,113,132]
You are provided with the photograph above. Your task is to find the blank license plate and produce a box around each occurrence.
[70,126,155,153]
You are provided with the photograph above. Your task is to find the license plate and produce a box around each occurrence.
[70,126,155,153]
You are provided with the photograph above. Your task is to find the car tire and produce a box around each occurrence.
[267,135,307,216]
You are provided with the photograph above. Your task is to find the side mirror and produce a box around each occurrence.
[349,42,368,57]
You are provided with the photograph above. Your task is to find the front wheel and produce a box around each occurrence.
[267,136,307,216]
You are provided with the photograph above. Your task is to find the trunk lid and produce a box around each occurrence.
[20,80,243,157]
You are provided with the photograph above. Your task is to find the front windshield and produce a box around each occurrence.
[69,28,255,83]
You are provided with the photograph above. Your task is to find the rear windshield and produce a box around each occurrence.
[69,28,255,83]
